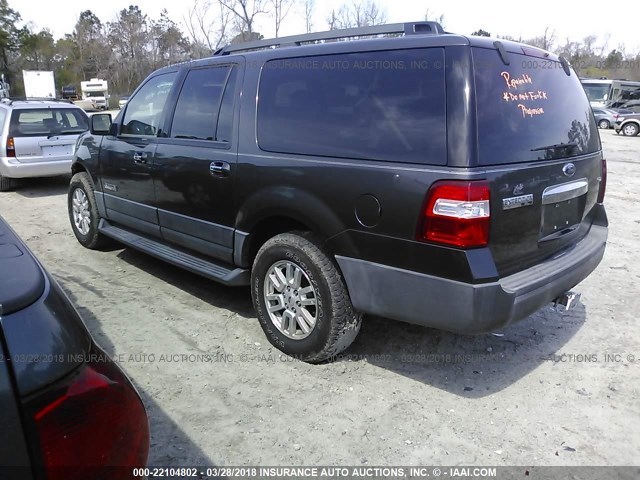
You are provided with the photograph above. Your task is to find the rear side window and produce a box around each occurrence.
[258,48,447,164]
[170,65,236,142]
[473,47,600,165]
[9,108,89,137]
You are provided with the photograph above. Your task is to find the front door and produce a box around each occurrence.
[153,63,242,264]
[99,71,178,237]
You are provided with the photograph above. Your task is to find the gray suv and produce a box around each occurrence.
[69,22,608,363]
[0,99,89,191]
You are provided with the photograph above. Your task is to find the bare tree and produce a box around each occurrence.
[523,27,556,51]
[219,0,266,35]
[326,8,338,30]
[541,27,557,51]
[185,0,231,53]
[424,8,445,28]
[331,0,387,29]
[302,0,314,33]
[270,0,295,37]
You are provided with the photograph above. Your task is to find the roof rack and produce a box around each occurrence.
[0,97,73,105]
[215,21,445,56]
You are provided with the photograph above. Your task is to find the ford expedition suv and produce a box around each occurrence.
[68,22,608,363]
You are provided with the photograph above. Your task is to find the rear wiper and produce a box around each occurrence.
[531,141,578,152]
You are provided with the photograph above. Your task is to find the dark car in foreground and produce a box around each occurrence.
[615,112,640,136]
[69,22,608,363]
[0,215,149,479]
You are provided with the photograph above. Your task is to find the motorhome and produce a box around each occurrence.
[581,78,640,108]
[80,78,109,110]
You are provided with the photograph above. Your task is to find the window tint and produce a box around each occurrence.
[258,48,447,164]
[9,108,89,137]
[121,72,176,136]
[171,66,233,141]
[473,47,600,165]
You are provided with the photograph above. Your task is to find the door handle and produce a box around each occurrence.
[133,152,148,164]
[210,161,231,177]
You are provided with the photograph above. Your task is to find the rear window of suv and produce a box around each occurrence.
[9,108,89,137]
[473,47,600,165]
[258,48,447,165]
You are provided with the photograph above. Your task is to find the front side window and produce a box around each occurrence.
[121,72,176,136]
[170,66,235,141]
[257,48,447,164]
[9,108,89,137]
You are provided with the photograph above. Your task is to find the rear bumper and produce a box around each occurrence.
[0,156,71,178]
[337,207,608,334]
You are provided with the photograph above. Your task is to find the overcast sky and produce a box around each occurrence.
[14,0,640,54]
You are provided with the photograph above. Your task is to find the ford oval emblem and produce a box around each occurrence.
[563,163,576,177]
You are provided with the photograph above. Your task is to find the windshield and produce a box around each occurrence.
[9,108,89,137]
[85,92,106,98]
[582,83,611,103]
[473,47,600,165]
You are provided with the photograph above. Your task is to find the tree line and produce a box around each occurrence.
[1,0,639,102]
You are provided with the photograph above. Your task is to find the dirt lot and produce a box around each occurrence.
[0,129,638,468]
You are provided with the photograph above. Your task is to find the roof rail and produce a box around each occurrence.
[215,21,445,55]
[2,97,73,105]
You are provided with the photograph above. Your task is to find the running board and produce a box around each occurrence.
[98,220,250,286]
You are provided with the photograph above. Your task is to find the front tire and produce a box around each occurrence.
[251,232,362,363]
[68,172,108,249]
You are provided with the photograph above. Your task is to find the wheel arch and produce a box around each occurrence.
[234,187,347,268]
[622,119,640,134]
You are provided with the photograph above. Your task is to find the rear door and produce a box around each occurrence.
[8,107,88,163]
[153,62,242,264]
[472,47,603,277]
[99,72,177,236]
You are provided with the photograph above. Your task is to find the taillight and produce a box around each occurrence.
[24,348,149,480]
[6,136,15,157]
[418,180,491,248]
[597,158,607,203]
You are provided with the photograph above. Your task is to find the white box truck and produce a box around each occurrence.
[22,70,56,99]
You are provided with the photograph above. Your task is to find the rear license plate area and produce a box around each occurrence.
[540,196,585,238]
[42,145,72,157]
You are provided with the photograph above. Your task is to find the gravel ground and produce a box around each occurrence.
[0,129,638,468]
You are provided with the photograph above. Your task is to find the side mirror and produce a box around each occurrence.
[91,113,112,135]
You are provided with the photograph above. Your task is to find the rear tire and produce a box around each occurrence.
[251,232,362,363]
[598,119,610,129]
[0,174,15,192]
[68,172,108,249]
